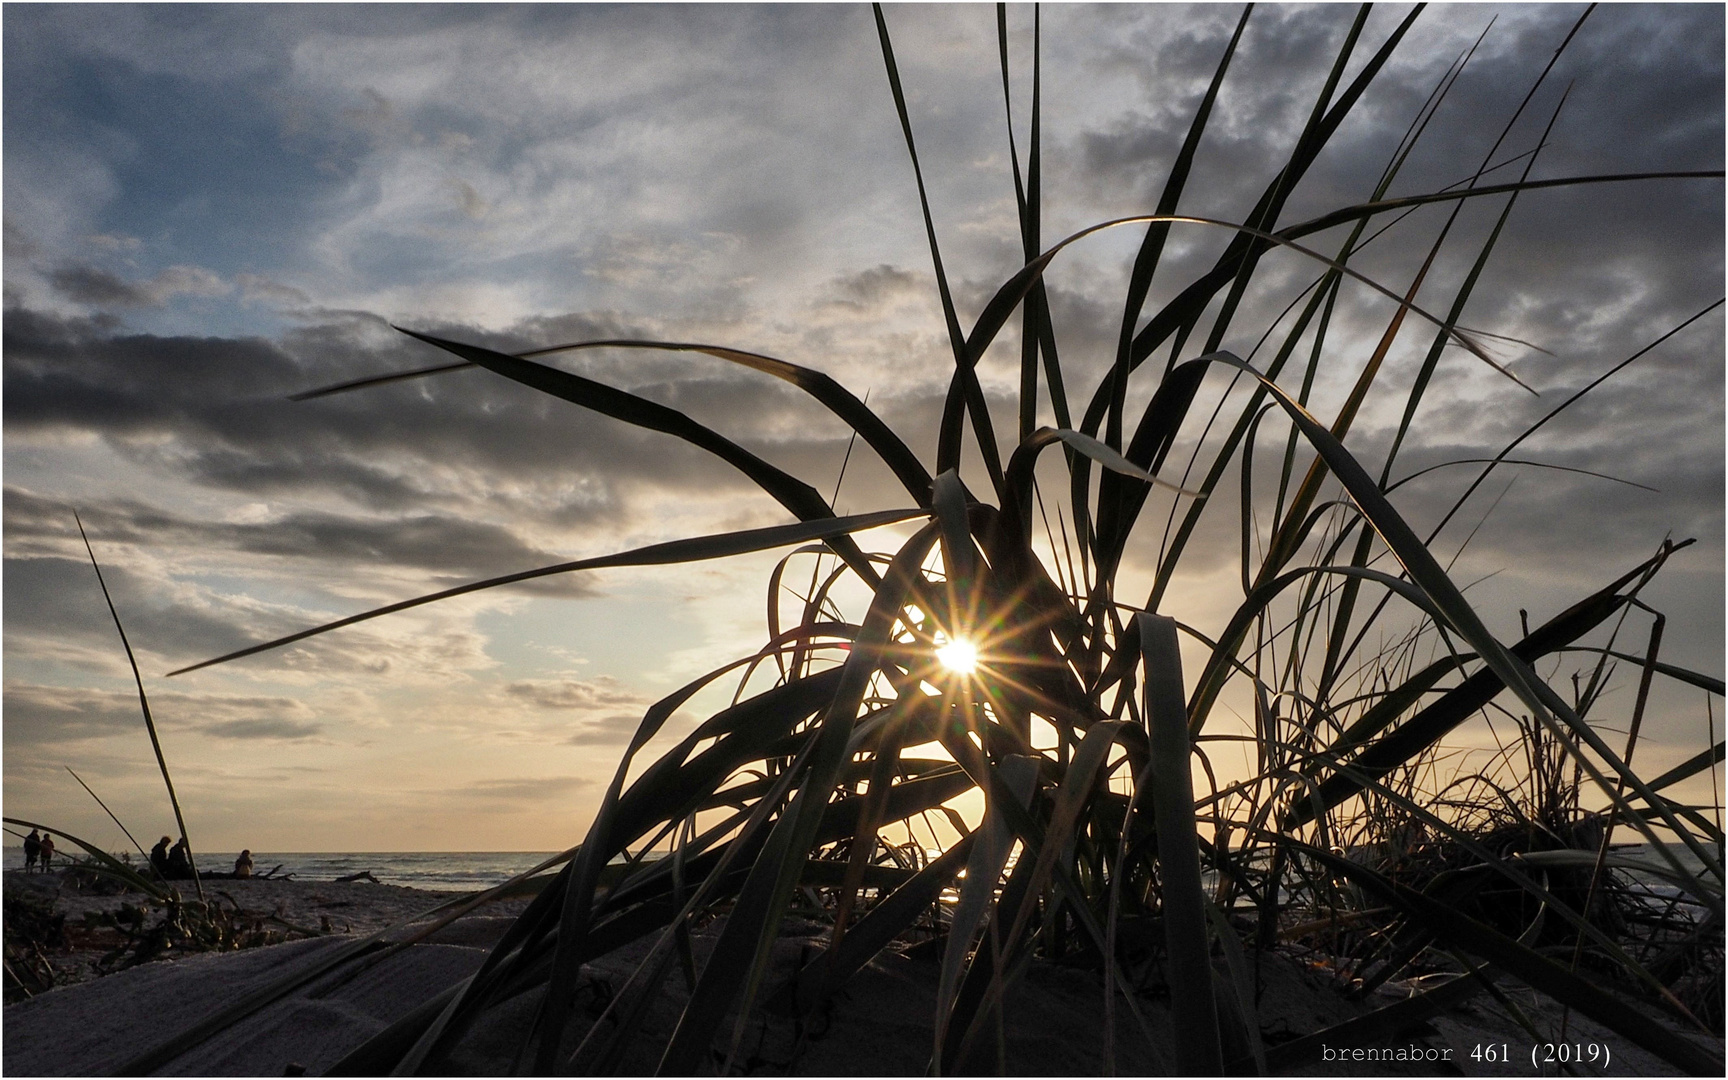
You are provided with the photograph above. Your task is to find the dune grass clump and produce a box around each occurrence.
[127,5,1722,1075]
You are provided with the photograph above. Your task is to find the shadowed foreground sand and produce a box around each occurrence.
[3,870,1716,1076]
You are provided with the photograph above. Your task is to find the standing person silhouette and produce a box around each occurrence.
[38,834,56,870]
[23,830,41,872]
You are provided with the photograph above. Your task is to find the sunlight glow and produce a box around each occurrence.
[935,637,978,675]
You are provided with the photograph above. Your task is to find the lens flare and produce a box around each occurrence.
[935,637,978,675]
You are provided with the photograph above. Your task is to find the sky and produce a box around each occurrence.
[4,4,1722,854]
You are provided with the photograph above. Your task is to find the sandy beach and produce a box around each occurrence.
[5,866,1721,1075]
[4,867,530,993]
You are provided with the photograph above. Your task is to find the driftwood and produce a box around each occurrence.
[332,870,378,884]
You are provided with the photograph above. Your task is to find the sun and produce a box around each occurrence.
[934,637,978,676]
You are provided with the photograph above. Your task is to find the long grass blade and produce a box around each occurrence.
[874,3,1005,494]
[65,767,148,861]
[167,508,923,676]
[1138,612,1223,1074]
[933,755,1039,1073]
[74,512,203,899]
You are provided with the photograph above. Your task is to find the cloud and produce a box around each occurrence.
[459,775,593,803]
[2,304,845,518]
[48,263,231,308]
[502,676,645,711]
[2,680,321,745]
[565,714,648,746]
[200,718,325,740]
[1,3,1719,850]
[236,273,313,307]
[47,265,154,307]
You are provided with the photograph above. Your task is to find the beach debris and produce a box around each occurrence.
[333,870,380,884]
[3,891,67,1002]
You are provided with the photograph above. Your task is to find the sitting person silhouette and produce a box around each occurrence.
[166,837,192,880]
[234,850,254,879]
[150,836,173,878]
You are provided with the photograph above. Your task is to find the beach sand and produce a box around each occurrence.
[3,868,1718,1075]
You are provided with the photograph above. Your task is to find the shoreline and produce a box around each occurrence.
[3,848,566,892]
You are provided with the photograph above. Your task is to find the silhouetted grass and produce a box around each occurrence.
[120,4,1724,1074]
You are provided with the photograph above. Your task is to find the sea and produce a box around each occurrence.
[5,849,566,892]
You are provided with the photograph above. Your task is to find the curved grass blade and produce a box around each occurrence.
[1515,849,1714,901]
[293,338,935,505]
[1186,563,1455,738]
[1001,425,1200,551]
[167,508,924,676]
[1095,171,1719,440]
[394,327,882,585]
[288,360,472,401]
[1386,457,1658,493]
[525,340,935,505]
[1425,298,1724,544]
[1283,169,1723,240]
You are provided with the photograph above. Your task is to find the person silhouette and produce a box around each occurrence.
[166,837,192,879]
[23,830,41,872]
[38,833,56,870]
[150,836,172,878]
[234,850,254,879]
